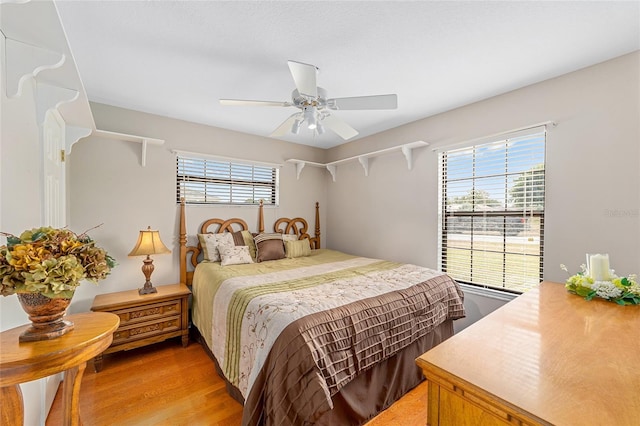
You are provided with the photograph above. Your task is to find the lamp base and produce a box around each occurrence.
[138,256,158,295]
[138,283,158,295]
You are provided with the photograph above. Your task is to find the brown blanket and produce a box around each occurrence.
[242,273,465,425]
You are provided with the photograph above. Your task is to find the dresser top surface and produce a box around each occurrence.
[91,283,190,311]
[417,281,640,425]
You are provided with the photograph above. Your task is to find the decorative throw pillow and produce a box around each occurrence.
[241,230,257,260]
[285,238,311,258]
[231,230,246,247]
[254,233,285,262]
[219,245,254,266]
[282,234,299,242]
[198,232,234,262]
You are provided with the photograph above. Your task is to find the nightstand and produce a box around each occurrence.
[90,283,191,372]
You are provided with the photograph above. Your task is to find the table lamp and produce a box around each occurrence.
[128,226,171,295]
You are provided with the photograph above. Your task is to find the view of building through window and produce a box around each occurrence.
[439,129,546,293]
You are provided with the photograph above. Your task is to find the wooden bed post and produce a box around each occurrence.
[179,198,187,285]
[315,202,321,249]
[259,200,264,233]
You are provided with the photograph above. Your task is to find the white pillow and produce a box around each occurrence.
[282,234,299,242]
[198,233,234,262]
[219,245,254,266]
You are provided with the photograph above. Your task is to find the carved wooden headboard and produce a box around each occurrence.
[274,202,321,250]
[179,200,321,285]
[179,199,263,285]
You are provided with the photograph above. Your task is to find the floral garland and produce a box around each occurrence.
[561,264,640,305]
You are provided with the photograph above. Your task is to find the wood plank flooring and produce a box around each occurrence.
[363,382,428,426]
[47,338,427,425]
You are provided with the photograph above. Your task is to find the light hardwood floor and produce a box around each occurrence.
[47,338,428,425]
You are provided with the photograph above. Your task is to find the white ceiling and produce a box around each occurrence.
[55,1,640,149]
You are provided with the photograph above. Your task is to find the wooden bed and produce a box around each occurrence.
[178,200,465,426]
[180,200,321,287]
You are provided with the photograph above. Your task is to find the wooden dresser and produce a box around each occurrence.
[416,281,640,426]
[91,283,190,371]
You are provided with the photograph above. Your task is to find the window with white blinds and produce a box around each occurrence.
[176,155,279,205]
[439,129,546,293]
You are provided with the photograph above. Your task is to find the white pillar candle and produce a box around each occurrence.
[589,253,610,281]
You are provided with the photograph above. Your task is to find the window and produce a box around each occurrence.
[439,128,546,293]
[176,154,279,205]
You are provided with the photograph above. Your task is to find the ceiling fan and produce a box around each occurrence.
[220,60,398,140]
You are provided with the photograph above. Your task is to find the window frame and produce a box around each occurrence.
[175,151,280,206]
[438,128,546,294]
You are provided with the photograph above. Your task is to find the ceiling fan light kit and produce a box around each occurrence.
[304,107,317,129]
[291,118,302,134]
[220,60,398,141]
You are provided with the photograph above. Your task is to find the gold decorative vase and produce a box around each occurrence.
[16,293,74,342]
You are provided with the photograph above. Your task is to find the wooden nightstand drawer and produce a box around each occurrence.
[112,317,181,345]
[91,283,191,372]
[113,300,181,327]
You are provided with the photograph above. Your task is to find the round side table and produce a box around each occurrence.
[0,312,119,426]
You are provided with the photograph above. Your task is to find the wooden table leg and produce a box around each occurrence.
[62,362,87,426]
[1,384,24,425]
[93,353,104,372]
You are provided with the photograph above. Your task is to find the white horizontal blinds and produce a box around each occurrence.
[440,130,546,293]
[176,155,278,205]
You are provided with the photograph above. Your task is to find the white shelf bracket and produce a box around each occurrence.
[286,158,325,180]
[94,130,164,167]
[358,156,369,176]
[401,145,414,170]
[35,82,79,125]
[326,164,337,182]
[4,37,66,98]
[65,126,92,154]
[141,139,149,167]
[295,161,306,180]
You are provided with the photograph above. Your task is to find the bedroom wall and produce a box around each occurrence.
[67,103,327,312]
[0,36,55,426]
[324,51,640,326]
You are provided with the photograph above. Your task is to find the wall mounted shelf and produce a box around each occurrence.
[2,1,163,166]
[287,140,428,182]
[1,1,96,134]
[93,130,165,167]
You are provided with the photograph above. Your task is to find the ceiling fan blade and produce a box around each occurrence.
[288,60,318,98]
[328,94,397,110]
[220,99,291,107]
[270,113,300,137]
[322,114,359,140]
